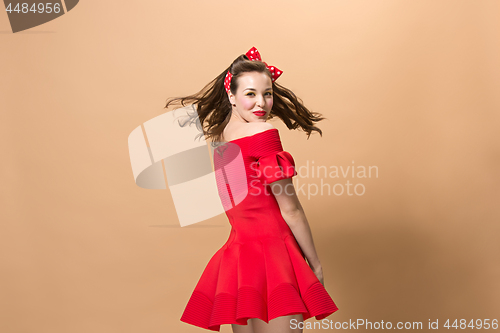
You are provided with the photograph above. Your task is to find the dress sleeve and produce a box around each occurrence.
[250,129,298,186]
[257,150,298,186]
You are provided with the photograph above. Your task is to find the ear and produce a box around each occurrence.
[228,92,235,105]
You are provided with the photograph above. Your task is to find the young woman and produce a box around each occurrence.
[166,46,338,333]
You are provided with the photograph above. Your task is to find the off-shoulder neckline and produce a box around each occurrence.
[227,128,278,143]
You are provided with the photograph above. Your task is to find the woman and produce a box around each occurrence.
[166,46,338,333]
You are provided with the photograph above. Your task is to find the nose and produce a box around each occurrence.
[256,94,265,107]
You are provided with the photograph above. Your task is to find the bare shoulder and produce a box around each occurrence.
[245,122,276,136]
[224,122,276,141]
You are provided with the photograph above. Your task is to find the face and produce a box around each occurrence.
[228,71,273,122]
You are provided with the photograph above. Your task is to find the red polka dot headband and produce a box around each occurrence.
[224,46,283,94]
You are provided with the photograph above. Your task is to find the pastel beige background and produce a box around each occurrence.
[1,0,499,332]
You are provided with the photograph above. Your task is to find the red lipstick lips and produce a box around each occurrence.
[253,110,266,116]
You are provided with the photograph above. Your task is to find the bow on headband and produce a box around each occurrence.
[224,46,283,94]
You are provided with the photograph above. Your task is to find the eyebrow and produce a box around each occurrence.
[243,88,273,91]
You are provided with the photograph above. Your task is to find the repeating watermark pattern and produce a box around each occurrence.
[3,0,79,33]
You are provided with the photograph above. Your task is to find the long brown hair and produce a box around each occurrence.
[164,52,325,146]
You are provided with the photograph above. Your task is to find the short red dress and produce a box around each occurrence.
[180,128,338,331]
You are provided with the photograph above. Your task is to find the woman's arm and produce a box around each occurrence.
[270,178,325,285]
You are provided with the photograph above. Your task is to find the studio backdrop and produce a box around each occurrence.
[1,0,499,332]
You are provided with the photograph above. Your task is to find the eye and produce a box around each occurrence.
[245,91,272,97]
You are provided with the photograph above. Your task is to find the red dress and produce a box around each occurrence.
[180,128,338,331]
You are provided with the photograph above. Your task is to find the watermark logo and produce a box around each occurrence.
[3,0,79,33]
[292,160,379,199]
[128,105,378,226]
[128,105,231,227]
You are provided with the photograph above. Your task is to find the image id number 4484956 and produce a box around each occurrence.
[441,319,498,330]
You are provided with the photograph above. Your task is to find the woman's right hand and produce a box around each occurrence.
[313,266,324,286]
